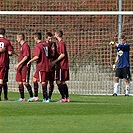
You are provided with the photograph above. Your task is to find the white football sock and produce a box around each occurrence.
[114,83,119,94]
[125,84,130,95]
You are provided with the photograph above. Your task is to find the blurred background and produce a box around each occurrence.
[0,0,133,95]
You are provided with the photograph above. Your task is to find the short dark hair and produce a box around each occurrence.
[120,34,126,40]
[46,32,53,38]
[17,33,25,40]
[0,28,6,35]
[33,32,42,40]
[55,30,63,37]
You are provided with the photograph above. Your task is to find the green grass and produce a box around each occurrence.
[0,92,133,133]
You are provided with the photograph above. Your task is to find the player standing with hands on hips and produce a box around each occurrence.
[50,30,70,102]
[112,34,131,96]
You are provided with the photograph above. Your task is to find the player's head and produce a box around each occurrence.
[16,33,25,43]
[0,28,6,36]
[120,34,126,44]
[45,32,53,44]
[33,32,42,42]
[54,29,63,39]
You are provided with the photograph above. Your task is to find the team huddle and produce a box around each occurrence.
[0,28,70,102]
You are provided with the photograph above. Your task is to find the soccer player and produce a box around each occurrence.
[14,33,33,102]
[0,28,13,101]
[112,34,131,96]
[45,32,57,101]
[50,29,70,102]
[27,32,52,102]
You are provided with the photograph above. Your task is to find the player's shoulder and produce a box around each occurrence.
[43,42,50,47]
[59,40,66,45]
[0,37,10,43]
[124,43,130,46]
[22,42,30,49]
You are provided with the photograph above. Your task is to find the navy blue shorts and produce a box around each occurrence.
[115,67,131,79]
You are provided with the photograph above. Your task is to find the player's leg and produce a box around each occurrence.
[42,81,49,102]
[123,67,131,96]
[3,68,9,100]
[15,82,25,102]
[22,69,33,99]
[113,77,119,96]
[15,71,25,102]
[24,82,33,98]
[62,82,70,102]
[56,80,66,102]
[113,68,121,96]
[3,82,8,100]
[40,71,49,103]
[0,79,3,101]
[61,69,70,102]
[48,81,54,100]
[125,78,130,96]
[56,68,66,101]
[0,67,6,101]
[48,71,55,100]
[28,72,39,102]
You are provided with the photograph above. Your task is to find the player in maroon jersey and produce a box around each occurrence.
[45,32,57,101]
[14,33,33,102]
[0,28,13,101]
[50,30,70,102]
[27,32,52,102]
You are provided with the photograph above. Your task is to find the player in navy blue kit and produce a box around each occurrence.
[113,34,131,96]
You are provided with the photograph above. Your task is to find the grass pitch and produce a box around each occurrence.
[0,92,133,133]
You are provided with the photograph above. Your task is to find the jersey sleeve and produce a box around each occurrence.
[7,41,13,51]
[59,41,66,55]
[22,44,30,56]
[118,44,130,51]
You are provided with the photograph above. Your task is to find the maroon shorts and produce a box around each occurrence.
[48,70,55,81]
[0,67,6,80]
[56,68,69,81]
[34,71,49,83]
[16,68,30,82]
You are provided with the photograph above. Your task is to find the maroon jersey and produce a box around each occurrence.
[0,37,13,67]
[18,42,31,71]
[57,40,69,69]
[34,42,52,72]
[50,42,57,61]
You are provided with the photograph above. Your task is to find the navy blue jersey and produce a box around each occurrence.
[117,43,130,68]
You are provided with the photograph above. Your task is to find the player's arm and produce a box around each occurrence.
[14,56,28,70]
[113,56,118,71]
[115,56,118,63]
[50,53,65,68]
[27,56,39,67]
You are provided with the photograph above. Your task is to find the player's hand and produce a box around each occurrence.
[50,61,55,69]
[112,64,116,71]
[27,62,30,67]
[109,41,115,45]
[14,64,19,70]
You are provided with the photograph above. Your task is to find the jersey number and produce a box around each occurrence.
[0,42,4,48]
[43,46,48,57]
